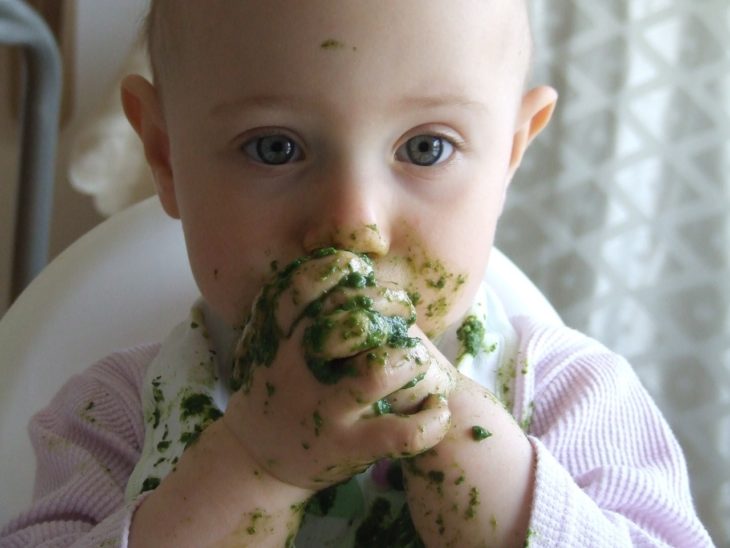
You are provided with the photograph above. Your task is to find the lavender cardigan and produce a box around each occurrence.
[0,317,713,547]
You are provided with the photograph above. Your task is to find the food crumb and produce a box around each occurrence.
[320,38,345,50]
[471,425,492,441]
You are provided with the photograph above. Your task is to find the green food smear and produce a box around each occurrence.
[245,509,268,535]
[313,410,324,436]
[456,315,485,358]
[180,393,223,423]
[232,247,420,388]
[401,372,426,390]
[320,38,346,50]
[230,248,340,391]
[180,426,203,448]
[303,310,417,384]
[427,470,445,484]
[471,425,492,441]
[465,486,480,519]
[140,476,160,493]
[372,398,393,416]
[354,497,424,547]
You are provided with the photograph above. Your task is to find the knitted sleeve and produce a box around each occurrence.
[0,344,159,548]
[511,317,713,547]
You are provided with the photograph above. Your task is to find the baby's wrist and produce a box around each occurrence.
[215,416,315,500]
[131,419,311,546]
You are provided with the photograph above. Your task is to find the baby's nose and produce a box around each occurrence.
[302,182,390,257]
[304,218,389,257]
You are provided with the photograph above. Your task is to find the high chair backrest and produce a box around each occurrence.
[0,196,561,525]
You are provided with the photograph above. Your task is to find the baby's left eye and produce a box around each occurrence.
[396,135,454,166]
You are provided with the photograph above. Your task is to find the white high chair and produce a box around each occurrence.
[0,196,561,525]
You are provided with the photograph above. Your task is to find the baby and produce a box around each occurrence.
[0,1,713,547]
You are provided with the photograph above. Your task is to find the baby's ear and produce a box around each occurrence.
[508,86,558,178]
[120,75,179,219]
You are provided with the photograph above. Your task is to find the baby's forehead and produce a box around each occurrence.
[148,0,531,92]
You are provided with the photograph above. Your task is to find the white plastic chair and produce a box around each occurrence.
[0,196,561,525]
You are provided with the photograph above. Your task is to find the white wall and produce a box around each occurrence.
[1,0,149,315]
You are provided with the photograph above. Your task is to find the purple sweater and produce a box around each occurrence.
[0,317,713,547]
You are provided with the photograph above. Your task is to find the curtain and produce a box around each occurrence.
[497,1,730,544]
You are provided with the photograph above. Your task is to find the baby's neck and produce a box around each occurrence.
[201,300,240,385]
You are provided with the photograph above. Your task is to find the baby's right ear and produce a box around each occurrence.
[120,75,179,219]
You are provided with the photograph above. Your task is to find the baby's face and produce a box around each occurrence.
[158,0,531,334]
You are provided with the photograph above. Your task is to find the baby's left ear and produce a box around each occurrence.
[508,86,558,177]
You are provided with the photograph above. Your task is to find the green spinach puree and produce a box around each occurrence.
[231,248,420,390]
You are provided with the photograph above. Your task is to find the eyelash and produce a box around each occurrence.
[240,131,303,166]
[395,132,464,167]
[239,130,464,167]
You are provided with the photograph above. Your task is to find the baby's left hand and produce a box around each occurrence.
[399,330,536,547]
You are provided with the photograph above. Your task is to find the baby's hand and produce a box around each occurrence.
[222,249,451,491]
[399,335,536,547]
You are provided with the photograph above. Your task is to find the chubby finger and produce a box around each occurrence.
[304,306,419,363]
[320,284,415,321]
[326,343,431,406]
[385,348,455,414]
[231,249,372,389]
[276,250,373,333]
[356,394,451,458]
[301,285,418,364]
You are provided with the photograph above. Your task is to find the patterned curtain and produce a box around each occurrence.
[497,1,729,544]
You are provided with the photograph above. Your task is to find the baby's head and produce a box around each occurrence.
[123,0,556,336]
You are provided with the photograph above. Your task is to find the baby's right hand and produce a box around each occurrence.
[222,249,451,491]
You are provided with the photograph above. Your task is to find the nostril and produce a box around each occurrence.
[346,224,388,256]
[303,223,389,257]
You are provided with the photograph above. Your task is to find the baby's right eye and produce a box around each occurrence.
[242,134,303,165]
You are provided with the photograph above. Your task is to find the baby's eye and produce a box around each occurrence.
[396,135,454,166]
[242,134,302,165]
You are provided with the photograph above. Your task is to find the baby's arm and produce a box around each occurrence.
[129,418,311,547]
[510,317,713,546]
[131,251,451,547]
[405,318,714,547]
[401,333,535,547]
[0,345,159,547]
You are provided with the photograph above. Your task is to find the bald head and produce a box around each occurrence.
[143,0,173,86]
[144,0,533,95]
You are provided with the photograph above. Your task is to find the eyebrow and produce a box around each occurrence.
[209,92,488,118]
[395,93,489,113]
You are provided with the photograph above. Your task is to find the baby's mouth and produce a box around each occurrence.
[232,247,420,391]
[269,245,468,335]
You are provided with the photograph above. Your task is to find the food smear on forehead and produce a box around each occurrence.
[320,38,357,52]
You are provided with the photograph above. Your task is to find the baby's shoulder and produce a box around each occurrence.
[43,343,162,421]
[33,343,162,445]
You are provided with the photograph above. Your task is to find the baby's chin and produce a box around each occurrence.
[413,301,470,340]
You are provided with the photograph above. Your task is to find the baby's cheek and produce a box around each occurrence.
[195,264,264,327]
[376,236,476,337]
[407,272,472,338]
[414,296,459,337]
